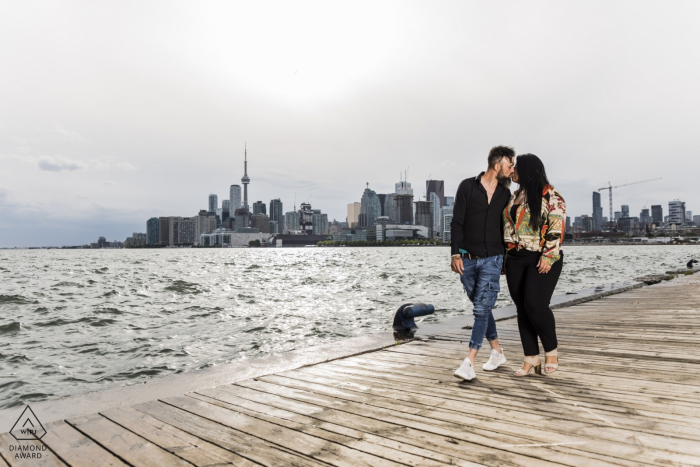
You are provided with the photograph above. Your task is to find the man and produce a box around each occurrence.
[451,146,515,380]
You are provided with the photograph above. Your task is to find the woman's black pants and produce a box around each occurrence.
[505,250,563,356]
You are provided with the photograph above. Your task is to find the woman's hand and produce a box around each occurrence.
[537,257,551,274]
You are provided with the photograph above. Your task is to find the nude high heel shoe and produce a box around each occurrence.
[544,349,558,374]
[514,356,541,376]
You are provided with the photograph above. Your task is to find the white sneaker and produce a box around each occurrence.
[454,358,476,381]
[482,349,507,371]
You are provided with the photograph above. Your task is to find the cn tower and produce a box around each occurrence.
[241,143,250,211]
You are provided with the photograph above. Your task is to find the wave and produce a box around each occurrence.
[164,280,201,294]
[0,294,34,304]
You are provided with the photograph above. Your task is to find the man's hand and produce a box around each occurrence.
[451,256,464,275]
[537,257,551,274]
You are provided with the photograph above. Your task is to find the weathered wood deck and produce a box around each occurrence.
[2,274,700,466]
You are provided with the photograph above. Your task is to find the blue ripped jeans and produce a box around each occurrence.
[460,255,503,350]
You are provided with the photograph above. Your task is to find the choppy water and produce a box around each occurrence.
[1,245,698,409]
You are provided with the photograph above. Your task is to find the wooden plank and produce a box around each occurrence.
[39,420,127,467]
[65,413,192,467]
[100,406,257,466]
[0,433,66,467]
[189,391,475,467]
[134,399,329,467]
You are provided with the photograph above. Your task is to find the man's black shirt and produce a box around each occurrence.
[450,172,511,257]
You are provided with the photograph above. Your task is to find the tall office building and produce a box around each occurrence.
[414,201,433,236]
[147,218,159,245]
[639,209,652,227]
[443,213,453,243]
[426,180,445,208]
[444,196,454,207]
[565,216,571,230]
[360,183,382,228]
[229,185,241,211]
[158,217,171,244]
[651,205,663,223]
[621,205,629,218]
[383,194,395,223]
[285,211,300,232]
[241,144,250,211]
[347,202,361,228]
[693,215,700,226]
[686,211,693,222]
[269,199,283,234]
[668,200,686,225]
[222,200,231,221]
[430,192,441,237]
[394,194,414,225]
[253,201,266,215]
[592,192,603,230]
[208,194,218,212]
[234,208,249,231]
[377,194,387,216]
[312,212,329,235]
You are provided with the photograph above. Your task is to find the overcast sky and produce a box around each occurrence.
[1,1,699,247]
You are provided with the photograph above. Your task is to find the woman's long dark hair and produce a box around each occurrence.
[515,154,550,231]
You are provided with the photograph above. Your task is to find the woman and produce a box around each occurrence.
[503,154,566,376]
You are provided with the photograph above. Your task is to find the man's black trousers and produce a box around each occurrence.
[505,249,563,356]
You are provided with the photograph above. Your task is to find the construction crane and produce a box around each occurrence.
[598,178,662,222]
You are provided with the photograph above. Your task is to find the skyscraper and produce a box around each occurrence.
[414,200,433,236]
[383,194,395,223]
[269,199,283,234]
[394,194,414,225]
[241,144,250,211]
[668,200,686,225]
[592,191,603,230]
[222,200,231,221]
[395,180,413,195]
[426,180,445,208]
[360,183,382,228]
[147,218,159,245]
[651,205,663,223]
[299,203,313,234]
[285,211,300,232]
[347,202,361,228]
[230,185,241,211]
[621,205,629,218]
[430,192,441,237]
[253,201,266,215]
[208,194,218,213]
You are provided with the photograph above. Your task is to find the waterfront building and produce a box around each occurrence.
[195,210,217,244]
[216,208,223,226]
[147,217,159,245]
[443,213,453,243]
[395,180,413,195]
[377,194,387,216]
[251,213,270,233]
[171,217,196,245]
[200,228,266,247]
[285,211,300,232]
[393,194,414,225]
[614,211,621,220]
[347,202,361,228]
[241,145,250,210]
[686,211,693,222]
[234,208,250,232]
[360,183,382,228]
[222,200,231,222]
[592,192,603,230]
[299,203,314,234]
[426,180,445,208]
[651,205,663,223]
[618,217,639,234]
[573,216,582,228]
[383,194,396,223]
[253,201,266,215]
[125,233,147,247]
[158,217,171,244]
[444,196,454,207]
[269,199,283,234]
[384,224,430,239]
[565,216,571,230]
[329,220,343,235]
[669,200,686,225]
[430,192,441,237]
[581,215,594,232]
[230,185,242,211]
[693,215,700,226]
[333,229,368,242]
[621,205,629,218]
[639,209,652,229]
[312,212,329,235]
[440,206,453,240]
[208,194,218,213]
[269,220,278,234]
[414,200,433,237]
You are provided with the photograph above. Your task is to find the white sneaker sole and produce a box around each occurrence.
[483,357,507,371]
[453,370,475,381]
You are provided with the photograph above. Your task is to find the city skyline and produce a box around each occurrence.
[2,2,700,247]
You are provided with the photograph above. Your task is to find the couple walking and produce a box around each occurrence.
[450,146,566,380]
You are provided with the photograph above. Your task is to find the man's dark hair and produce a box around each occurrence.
[487,146,515,169]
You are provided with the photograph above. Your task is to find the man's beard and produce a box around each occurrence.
[496,170,512,188]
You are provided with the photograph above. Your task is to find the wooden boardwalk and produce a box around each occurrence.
[2,275,700,466]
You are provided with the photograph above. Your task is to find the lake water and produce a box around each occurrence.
[1,245,698,409]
